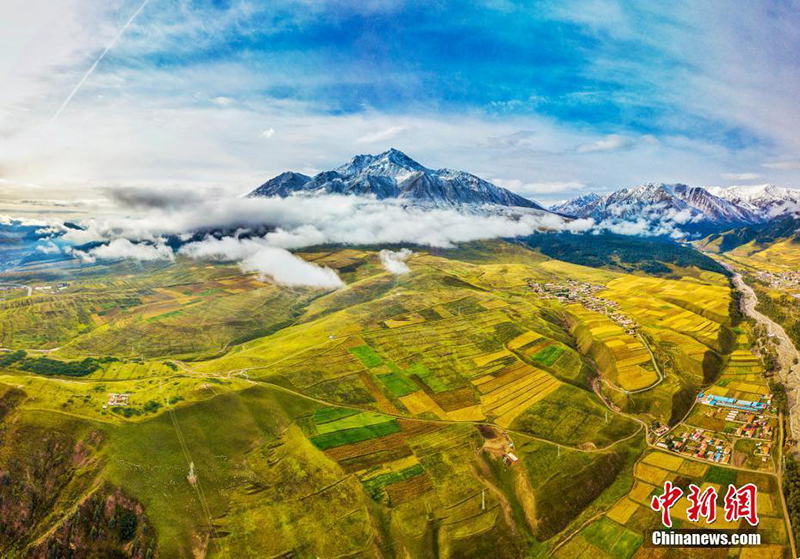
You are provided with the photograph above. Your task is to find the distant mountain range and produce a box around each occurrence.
[250,149,800,237]
[249,148,545,210]
[552,183,800,233]
[706,184,800,220]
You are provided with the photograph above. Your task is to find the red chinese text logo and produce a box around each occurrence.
[650,481,759,527]
[723,483,759,526]
[650,481,683,528]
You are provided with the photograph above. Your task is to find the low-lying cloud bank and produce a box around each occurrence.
[17,191,686,289]
[77,238,175,263]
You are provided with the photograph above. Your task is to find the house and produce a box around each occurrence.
[108,393,130,407]
[503,452,519,466]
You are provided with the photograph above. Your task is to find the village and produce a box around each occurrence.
[656,390,776,466]
[527,278,638,334]
[753,269,800,296]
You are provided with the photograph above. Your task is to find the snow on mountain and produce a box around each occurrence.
[550,193,601,216]
[706,184,800,219]
[249,148,545,210]
[551,183,761,232]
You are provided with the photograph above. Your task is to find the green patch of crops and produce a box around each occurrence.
[310,420,401,450]
[704,465,737,485]
[349,345,383,368]
[313,407,359,425]
[531,345,565,366]
[362,463,424,501]
[316,411,394,434]
[406,363,449,393]
[377,371,417,397]
[611,529,644,558]
[581,517,625,552]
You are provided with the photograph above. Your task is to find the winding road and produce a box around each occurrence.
[732,273,800,442]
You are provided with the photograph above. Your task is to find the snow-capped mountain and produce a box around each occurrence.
[706,184,800,220]
[551,183,762,232]
[249,148,545,210]
[550,193,601,216]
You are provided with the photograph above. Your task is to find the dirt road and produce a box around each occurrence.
[732,273,800,441]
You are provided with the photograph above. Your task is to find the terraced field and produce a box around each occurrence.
[565,304,656,391]
[724,239,800,273]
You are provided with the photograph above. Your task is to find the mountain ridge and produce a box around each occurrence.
[249,148,546,210]
[552,182,800,233]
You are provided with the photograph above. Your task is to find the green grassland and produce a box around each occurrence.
[0,239,790,557]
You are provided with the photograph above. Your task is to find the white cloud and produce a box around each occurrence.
[241,247,345,289]
[379,248,412,274]
[595,217,685,239]
[721,172,760,180]
[576,134,635,154]
[36,241,61,254]
[212,96,234,106]
[178,236,344,289]
[261,127,275,138]
[80,238,174,262]
[356,125,410,143]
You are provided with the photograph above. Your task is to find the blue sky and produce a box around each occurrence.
[2,0,800,207]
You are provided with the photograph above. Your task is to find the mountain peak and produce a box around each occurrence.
[550,193,601,215]
[336,148,426,178]
[249,151,545,210]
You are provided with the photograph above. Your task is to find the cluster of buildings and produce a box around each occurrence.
[657,428,732,464]
[753,270,800,295]
[33,282,69,293]
[688,391,775,463]
[734,415,774,440]
[527,279,638,334]
[696,393,769,413]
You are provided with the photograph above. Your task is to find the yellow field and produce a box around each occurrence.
[606,498,640,525]
[566,304,657,391]
[629,480,658,504]
[508,331,541,350]
[385,313,426,328]
[634,462,670,485]
[677,460,708,478]
[472,360,562,427]
[641,451,683,472]
[398,391,449,419]
[604,275,731,325]
[727,239,800,272]
[473,349,513,367]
